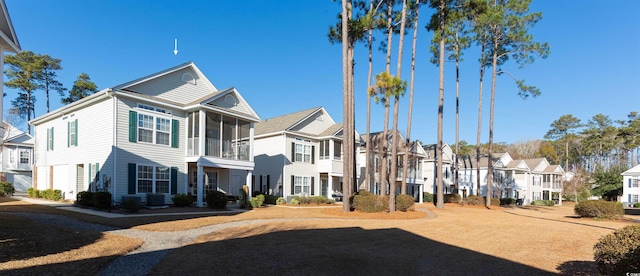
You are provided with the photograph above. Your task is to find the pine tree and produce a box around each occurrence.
[61,73,98,104]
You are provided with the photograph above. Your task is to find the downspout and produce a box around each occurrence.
[108,89,117,205]
[282,132,286,198]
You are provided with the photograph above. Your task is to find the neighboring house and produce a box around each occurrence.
[0,122,33,191]
[29,62,261,207]
[502,158,564,205]
[457,152,512,198]
[422,143,456,197]
[253,107,356,200]
[622,164,640,206]
[0,0,21,135]
[359,131,427,201]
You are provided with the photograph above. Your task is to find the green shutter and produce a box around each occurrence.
[171,119,179,148]
[129,111,137,142]
[291,175,295,195]
[88,164,92,187]
[95,163,100,187]
[67,121,71,147]
[51,127,54,151]
[46,128,50,151]
[128,163,136,194]
[170,167,178,194]
[74,119,78,146]
[311,177,315,195]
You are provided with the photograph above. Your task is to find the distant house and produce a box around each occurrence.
[253,107,356,200]
[29,62,261,207]
[622,164,640,206]
[0,122,33,191]
[359,131,427,201]
[421,143,456,197]
[457,152,511,198]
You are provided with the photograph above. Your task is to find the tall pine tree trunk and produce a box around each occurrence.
[402,0,419,195]
[476,43,485,197]
[365,0,374,193]
[341,0,352,212]
[435,0,445,209]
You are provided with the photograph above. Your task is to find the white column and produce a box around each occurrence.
[328,175,333,199]
[419,184,424,203]
[198,110,206,156]
[196,163,204,207]
[246,170,252,198]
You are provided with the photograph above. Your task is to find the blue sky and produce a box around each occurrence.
[4,0,640,145]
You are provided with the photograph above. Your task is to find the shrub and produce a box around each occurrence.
[172,193,195,207]
[296,196,335,205]
[39,189,52,200]
[395,194,415,212]
[76,191,94,207]
[443,193,461,204]
[490,197,500,206]
[121,197,140,212]
[593,225,640,275]
[276,197,286,205]
[423,192,434,203]
[500,198,516,206]
[290,197,299,205]
[264,194,279,205]
[93,191,112,209]
[575,200,624,219]
[462,195,483,205]
[0,182,15,196]
[51,190,63,201]
[634,202,640,208]
[249,194,265,208]
[531,200,554,206]
[207,191,228,209]
[353,192,387,213]
[27,187,37,197]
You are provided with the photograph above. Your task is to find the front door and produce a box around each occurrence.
[321,178,329,198]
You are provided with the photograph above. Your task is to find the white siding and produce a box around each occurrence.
[253,135,286,195]
[210,91,252,116]
[114,97,187,204]
[127,68,213,105]
[290,111,335,135]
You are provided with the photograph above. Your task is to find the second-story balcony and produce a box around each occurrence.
[187,138,250,160]
[186,110,252,162]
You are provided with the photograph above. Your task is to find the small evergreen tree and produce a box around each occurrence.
[61,73,98,104]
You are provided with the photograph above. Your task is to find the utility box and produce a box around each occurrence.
[146,193,166,206]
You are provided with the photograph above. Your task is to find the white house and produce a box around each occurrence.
[359,131,427,201]
[421,143,456,197]
[622,164,640,206]
[29,62,261,207]
[0,122,33,191]
[457,152,512,198]
[253,107,356,200]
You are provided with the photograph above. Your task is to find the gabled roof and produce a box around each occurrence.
[543,164,564,174]
[254,107,339,138]
[622,164,640,176]
[113,62,216,92]
[2,122,32,145]
[461,152,507,168]
[364,130,427,157]
[523,158,548,172]
[0,0,20,53]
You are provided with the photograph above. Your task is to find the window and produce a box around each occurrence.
[294,143,312,163]
[9,150,14,163]
[138,103,170,115]
[46,127,54,151]
[19,151,30,164]
[630,178,640,188]
[294,176,311,195]
[333,141,342,160]
[135,112,174,146]
[156,118,171,145]
[319,140,330,160]
[68,119,78,147]
[137,165,170,193]
[630,194,639,203]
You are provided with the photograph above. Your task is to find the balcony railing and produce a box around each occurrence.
[187,138,250,161]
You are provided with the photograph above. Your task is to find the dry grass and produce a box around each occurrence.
[2,196,638,275]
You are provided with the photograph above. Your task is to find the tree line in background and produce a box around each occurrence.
[334,0,549,211]
[4,50,98,134]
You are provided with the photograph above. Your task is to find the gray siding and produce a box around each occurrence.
[127,67,213,105]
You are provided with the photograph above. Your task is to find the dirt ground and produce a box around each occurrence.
[1,197,638,275]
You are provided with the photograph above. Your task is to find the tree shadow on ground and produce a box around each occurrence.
[503,210,618,231]
[0,214,102,262]
[0,254,121,276]
[152,227,556,275]
[556,260,598,276]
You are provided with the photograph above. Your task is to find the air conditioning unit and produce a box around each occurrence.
[146,193,166,206]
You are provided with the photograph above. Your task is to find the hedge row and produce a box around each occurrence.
[76,191,112,209]
[352,190,415,212]
[574,200,624,219]
[27,188,63,201]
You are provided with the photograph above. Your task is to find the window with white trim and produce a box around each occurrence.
[9,149,14,163]
[294,143,312,163]
[333,140,342,160]
[319,140,330,160]
[156,118,171,145]
[138,103,170,115]
[294,176,311,195]
[137,112,172,145]
[19,150,30,164]
[630,178,640,188]
[137,165,170,193]
[630,194,639,203]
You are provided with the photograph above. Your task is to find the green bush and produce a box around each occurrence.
[296,196,335,205]
[206,191,228,209]
[121,197,140,212]
[51,190,62,201]
[76,191,94,207]
[462,195,483,205]
[92,191,112,209]
[276,197,286,205]
[500,198,516,205]
[172,193,195,207]
[353,192,388,213]
[249,194,265,208]
[593,225,640,275]
[290,197,299,205]
[264,194,279,205]
[575,200,624,219]
[395,194,415,212]
[0,182,15,196]
[39,189,51,199]
[27,187,37,197]
[490,197,500,206]
[531,200,555,206]
[423,192,434,203]
[634,202,640,208]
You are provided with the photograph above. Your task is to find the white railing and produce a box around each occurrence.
[187,137,249,161]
